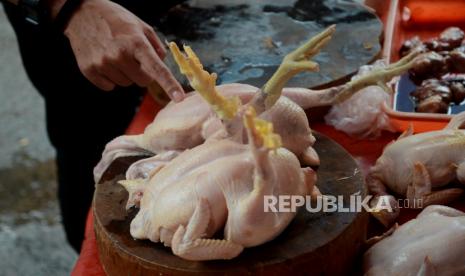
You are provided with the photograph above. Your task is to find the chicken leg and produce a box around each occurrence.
[171,198,243,261]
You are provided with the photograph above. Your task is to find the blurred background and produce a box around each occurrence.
[0,5,76,275]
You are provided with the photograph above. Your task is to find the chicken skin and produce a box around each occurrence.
[368,112,465,226]
[120,107,316,260]
[364,205,465,276]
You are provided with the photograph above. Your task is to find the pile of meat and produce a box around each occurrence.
[399,26,465,113]
[412,77,465,113]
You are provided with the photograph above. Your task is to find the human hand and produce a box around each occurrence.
[63,0,185,101]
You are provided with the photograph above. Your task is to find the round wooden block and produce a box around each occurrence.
[94,132,368,275]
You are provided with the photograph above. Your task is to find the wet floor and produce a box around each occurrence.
[0,5,77,275]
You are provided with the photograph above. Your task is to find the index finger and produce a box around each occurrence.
[135,39,185,102]
[143,26,167,59]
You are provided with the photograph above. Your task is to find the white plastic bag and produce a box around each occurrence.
[325,60,395,138]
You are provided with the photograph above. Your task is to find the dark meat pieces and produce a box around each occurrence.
[411,79,451,102]
[424,27,464,52]
[416,95,449,113]
[402,27,465,113]
[399,27,464,58]
[448,47,465,73]
[399,36,426,57]
[450,81,465,104]
[399,27,465,84]
[439,27,465,49]
[412,77,465,113]
[424,39,453,52]
[445,76,465,104]
[409,52,447,84]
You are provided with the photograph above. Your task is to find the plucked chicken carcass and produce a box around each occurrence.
[120,106,317,260]
[94,25,420,183]
[117,33,322,260]
[367,112,465,226]
[364,205,465,276]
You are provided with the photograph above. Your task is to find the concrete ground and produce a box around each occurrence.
[0,5,77,276]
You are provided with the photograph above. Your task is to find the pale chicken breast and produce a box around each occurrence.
[364,205,465,276]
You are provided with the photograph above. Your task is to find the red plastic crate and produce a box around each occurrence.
[367,0,465,132]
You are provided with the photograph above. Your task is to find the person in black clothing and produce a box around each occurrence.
[2,0,185,252]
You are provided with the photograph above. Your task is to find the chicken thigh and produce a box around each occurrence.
[120,107,316,260]
[364,205,465,276]
[368,112,465,226]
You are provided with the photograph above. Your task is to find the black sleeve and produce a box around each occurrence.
[112,0,187,24]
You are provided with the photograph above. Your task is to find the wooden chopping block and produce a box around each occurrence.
[94,132,368,275]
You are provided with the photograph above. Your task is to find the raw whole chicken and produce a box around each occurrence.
[368,112,465,226]
[119,106,317,260]
[94,25,420,183]
[363,205,465,276]
[117,34,326,260]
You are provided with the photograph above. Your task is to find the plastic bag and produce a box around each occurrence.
[325,60,395,138]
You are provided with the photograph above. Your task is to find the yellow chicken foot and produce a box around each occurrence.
[252,25,336,112]
[334,50,421,102]
[243,106,282,151]
[169,42,240,120]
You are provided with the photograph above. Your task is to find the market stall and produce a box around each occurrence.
[72,0,465,274]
